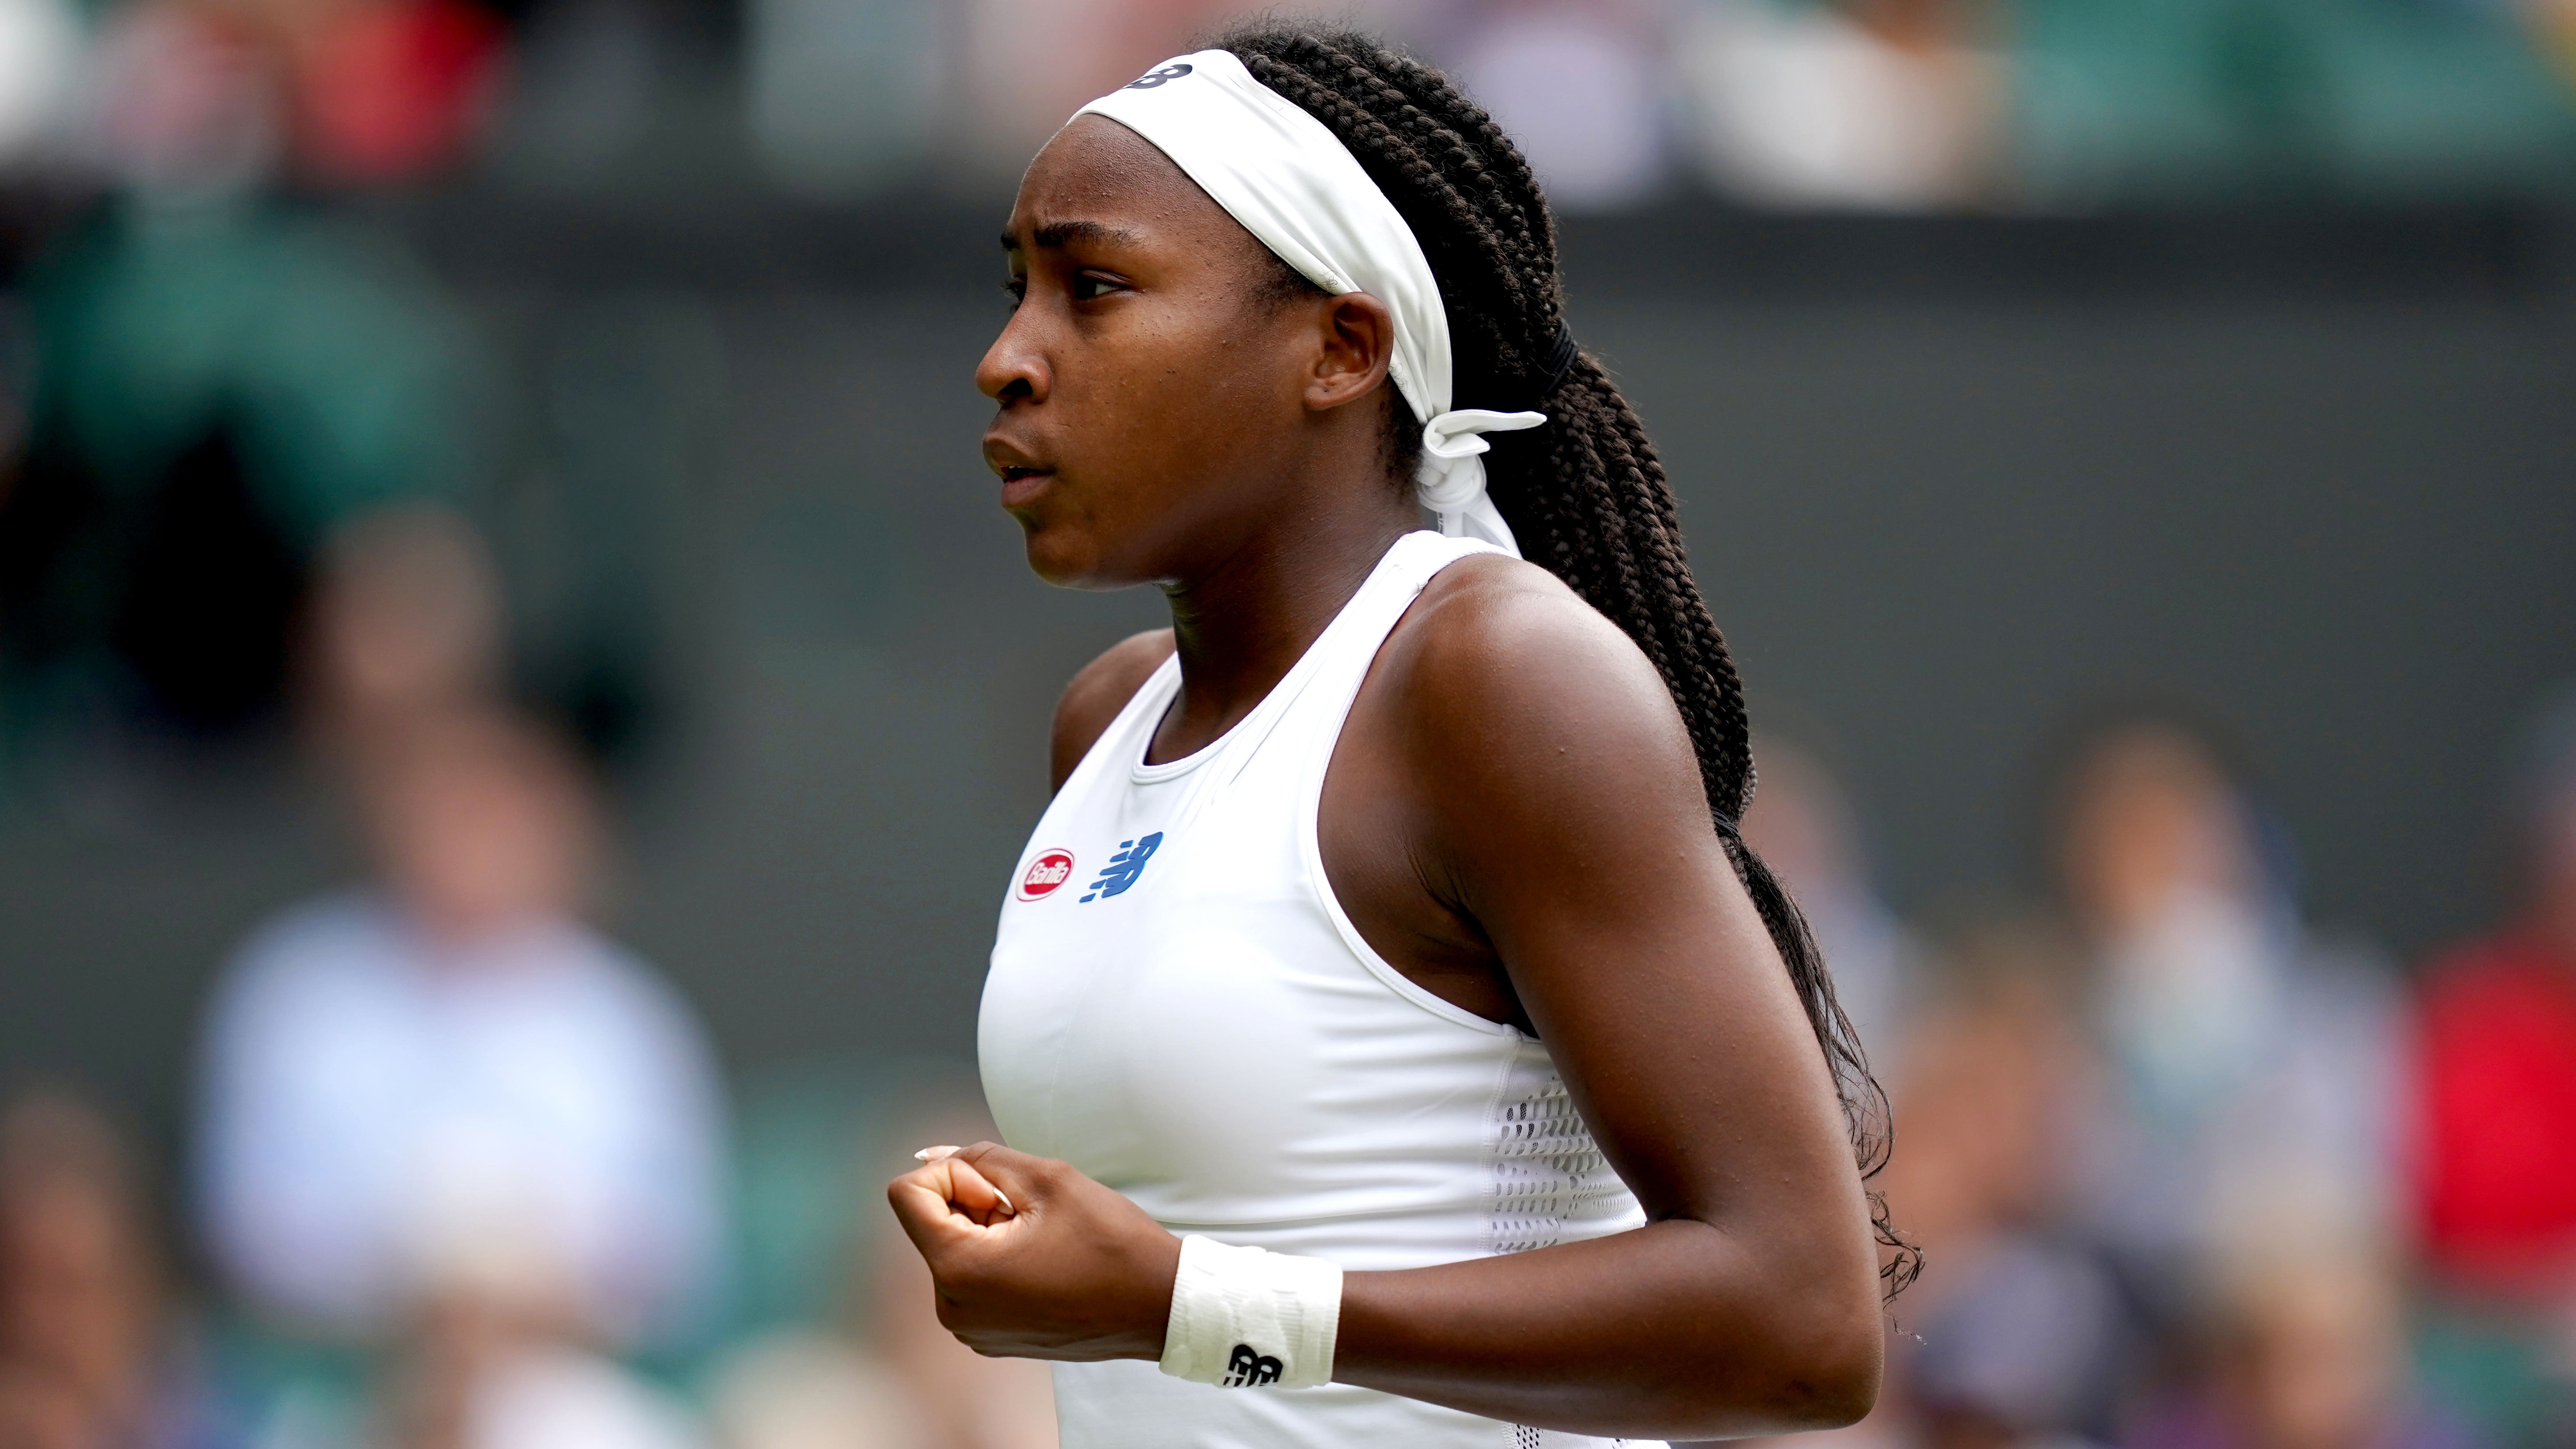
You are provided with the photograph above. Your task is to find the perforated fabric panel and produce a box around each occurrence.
[1488,1072,1627,1256]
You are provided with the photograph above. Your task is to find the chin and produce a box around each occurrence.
[1016,517,1116,590]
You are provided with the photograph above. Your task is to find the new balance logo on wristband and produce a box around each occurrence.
[1079,832,1163,901]
[1158,1234,1340,1391]
[1223,1343,1283,1388]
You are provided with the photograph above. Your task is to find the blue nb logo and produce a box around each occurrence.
[1080,833,1163,902]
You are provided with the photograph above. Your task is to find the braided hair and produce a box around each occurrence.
[1214,19,1917,1296]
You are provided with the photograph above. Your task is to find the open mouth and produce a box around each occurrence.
[998,465,1056,507]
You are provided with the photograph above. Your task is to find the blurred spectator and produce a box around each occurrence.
[709,1064,1053,1449]
[0,196,480,808]
[1741,734,1921,1065]
[2127,1253,2472,1449]
[1909,1232,2126,1448]
[1877,927,2121,1449]
[1449,1,1673,211]
[2534,0,2576,87]
[2409,687,2576,1447]
[0,0,77,170]
[304,507,507,755]
[0,0,510,816]
[2008,0,2576,207]
[0,1091,240,1449]
[2416,687,2576,1291]
[82,0,284,197]
[81,0,503,191]
[195,708,728,1348]
[377,1308,704,1449]
[284,0,506,187]
[1866,716,2409,1448]
[2047,717,2402,1301]
[1673,0,2001,210]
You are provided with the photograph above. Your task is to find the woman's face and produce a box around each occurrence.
[2057,727,2252,936]
[978,115,1396,588]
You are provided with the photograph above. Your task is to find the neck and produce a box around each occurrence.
[1151,492,1416,762]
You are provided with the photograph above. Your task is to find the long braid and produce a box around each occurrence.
[1219,21,1919,1296]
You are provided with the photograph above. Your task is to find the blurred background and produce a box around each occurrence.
[0,0,2572,1446]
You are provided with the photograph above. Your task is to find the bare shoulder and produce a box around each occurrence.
[1381,554,1709,818]
[1392,554,1676,725]
[1050,628,1177,792]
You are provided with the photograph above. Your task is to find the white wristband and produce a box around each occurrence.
[1158,1234,1343,1390]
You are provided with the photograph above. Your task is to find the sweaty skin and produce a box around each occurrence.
[886,114,1882,1441]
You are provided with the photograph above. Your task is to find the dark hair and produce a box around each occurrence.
[1215,19,1916,1295]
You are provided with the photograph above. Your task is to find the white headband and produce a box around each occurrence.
[1075,50,1544,557]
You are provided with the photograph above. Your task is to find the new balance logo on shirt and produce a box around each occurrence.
[1079,832,1163,902]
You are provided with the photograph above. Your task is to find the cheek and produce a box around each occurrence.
[1081,344,1240,473]
[1026,326,1288,569]
[1096,299,1303,440]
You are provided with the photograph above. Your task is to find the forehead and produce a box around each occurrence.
[1009,115,1261,256]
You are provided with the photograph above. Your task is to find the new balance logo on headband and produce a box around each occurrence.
[1080,833,1164,901]
[1126,63,1193,89]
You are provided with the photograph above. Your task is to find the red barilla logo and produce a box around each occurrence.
[1017,849,1076,901]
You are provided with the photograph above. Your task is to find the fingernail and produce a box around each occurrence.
[915,1145,960,1162]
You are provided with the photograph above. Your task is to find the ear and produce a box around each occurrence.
[1304,292,1397,415]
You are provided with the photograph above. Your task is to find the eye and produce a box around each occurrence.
[1070,271,1129,302]
[1001,275,1026,309]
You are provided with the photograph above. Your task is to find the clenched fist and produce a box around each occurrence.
[886,1142,1183,1362]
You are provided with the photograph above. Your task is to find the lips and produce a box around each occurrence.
[998,465,1055,508]
[986,432,1057,510]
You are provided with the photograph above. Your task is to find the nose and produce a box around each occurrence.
[977,305,1050,405]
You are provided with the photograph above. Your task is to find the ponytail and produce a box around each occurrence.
[1223,21,1918,1296]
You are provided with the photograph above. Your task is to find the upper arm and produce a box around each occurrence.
[1050,629,1176,792]
[1390,568,1871,1274]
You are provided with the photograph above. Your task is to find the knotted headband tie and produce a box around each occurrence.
[1075,51,1546,556]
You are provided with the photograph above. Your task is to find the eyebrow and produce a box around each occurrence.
[1000,220,1139,252]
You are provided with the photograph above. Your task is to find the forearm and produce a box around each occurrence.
[893,1147,1879,1436]
[1326,1219,1879,1441]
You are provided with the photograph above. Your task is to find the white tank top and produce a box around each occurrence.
[980,531,1659,1449]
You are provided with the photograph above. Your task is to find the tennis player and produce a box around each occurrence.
[888,23,1905,1448]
